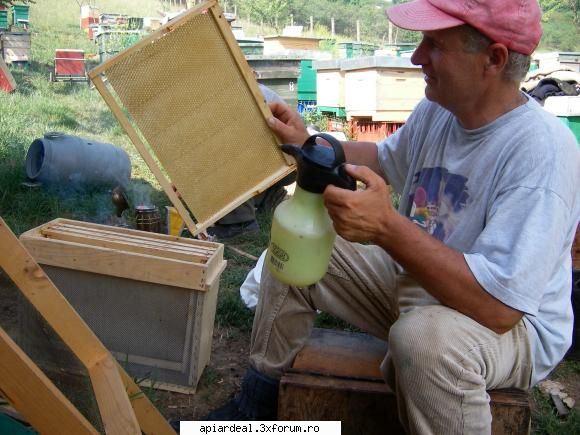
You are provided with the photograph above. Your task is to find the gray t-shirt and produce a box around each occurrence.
[377,95,580,385]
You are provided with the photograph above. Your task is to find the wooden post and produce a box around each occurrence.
[310,16,313,34]
[331,17,335,37]
[290,14,293,26]
[356,20,360,42]
[388,21,393,45]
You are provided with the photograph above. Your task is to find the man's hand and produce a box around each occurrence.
[324,164,395,243]
[268,102,310,146]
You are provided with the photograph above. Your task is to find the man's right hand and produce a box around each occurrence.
[268,102,310,146]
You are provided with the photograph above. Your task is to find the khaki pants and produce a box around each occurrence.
[250,237,533,434]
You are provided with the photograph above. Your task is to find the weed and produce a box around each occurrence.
[531,387,580,435]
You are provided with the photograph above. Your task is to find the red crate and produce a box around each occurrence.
[52,49,87,82]
[0,57,16,92]
[350,119,404,143]
[80,16,98,29]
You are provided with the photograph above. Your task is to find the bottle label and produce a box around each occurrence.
[269,242,289,271]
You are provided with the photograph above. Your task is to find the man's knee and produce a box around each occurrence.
[388,306,458,373]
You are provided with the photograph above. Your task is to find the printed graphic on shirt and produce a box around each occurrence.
[406,167,470,240]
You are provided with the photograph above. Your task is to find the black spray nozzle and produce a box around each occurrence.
[282,133,356,193]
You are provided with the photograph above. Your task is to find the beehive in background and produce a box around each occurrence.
[342,56,424,122]
[89,0,294,235]
[314,59,346,117]
[20,218,226,393]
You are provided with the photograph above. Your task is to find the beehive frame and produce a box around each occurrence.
[89,0,294,235]
[0,217,175,435]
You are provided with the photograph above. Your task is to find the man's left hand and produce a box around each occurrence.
[324,164,395,243]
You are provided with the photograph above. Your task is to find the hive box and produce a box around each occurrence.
[342,56,424,122]
[20,218,226,393]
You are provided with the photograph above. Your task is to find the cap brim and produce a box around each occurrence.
[386,0,465,31]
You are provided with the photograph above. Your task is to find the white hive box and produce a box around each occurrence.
[314,59,345,109]
[342,56,424,122]
[19,218,226,394]
[543,95,580,117]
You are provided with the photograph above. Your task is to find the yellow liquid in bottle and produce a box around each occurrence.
[267,187,336,287]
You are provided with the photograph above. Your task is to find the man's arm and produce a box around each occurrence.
[324,164,523,334]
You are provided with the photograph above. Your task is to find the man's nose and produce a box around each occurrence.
[411,41,427,66]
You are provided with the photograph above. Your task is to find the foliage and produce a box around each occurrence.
[0,0,34,8]
[236,0,290,32]
[540,0,580,25]
[228,0,579,50]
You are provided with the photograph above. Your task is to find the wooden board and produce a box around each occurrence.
[1,32,30,63]
[88,0,294,235]
[0,216,176,435]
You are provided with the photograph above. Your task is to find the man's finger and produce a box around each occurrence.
[344,164,382,188]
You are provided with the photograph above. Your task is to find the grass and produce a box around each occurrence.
[530,360,580,435]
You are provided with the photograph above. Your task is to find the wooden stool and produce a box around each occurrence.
[278,328,531,435]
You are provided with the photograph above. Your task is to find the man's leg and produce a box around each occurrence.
[208,200,258,239]
[250,236,400,378]
[384,298,533,435]
[207,237,400,420]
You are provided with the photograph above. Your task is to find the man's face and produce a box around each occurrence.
[411,27,487,112]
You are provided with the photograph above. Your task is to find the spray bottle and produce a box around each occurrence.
[267,133,356,287]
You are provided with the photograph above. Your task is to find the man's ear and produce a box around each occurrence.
[484,43,509,77]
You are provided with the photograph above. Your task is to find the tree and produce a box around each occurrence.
[540,0,580,25]
[237,0,290,31]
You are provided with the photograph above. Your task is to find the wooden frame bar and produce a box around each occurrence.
[0,217,175,435]
[20,218,225,291]
[0,327,98,435]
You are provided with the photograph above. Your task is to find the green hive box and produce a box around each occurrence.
[10,4,29,27]
[297,59,317,102]
[559,116,580,145]
[0,10,8,30]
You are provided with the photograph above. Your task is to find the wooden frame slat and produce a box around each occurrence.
[0,217,176,435]
[0,328,99,435]
[20,218,227,291]
[88,354,141,434]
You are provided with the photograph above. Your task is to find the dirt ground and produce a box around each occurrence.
[152,325,252,422]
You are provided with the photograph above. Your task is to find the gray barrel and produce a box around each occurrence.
[25,132,131,188]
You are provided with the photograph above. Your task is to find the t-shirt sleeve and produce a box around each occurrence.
[376,100,430,192]
[464,186,572,316]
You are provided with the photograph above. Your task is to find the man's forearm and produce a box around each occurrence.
[376,211,523,334]
[342,141,383,176]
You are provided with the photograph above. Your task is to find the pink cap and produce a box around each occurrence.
[386,0,542,55]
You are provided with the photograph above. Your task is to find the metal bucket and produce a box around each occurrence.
[25,132,131,188]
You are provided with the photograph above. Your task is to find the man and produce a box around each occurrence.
[208,1,580,433]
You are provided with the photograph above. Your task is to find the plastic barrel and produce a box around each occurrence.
[25,132,131,188]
